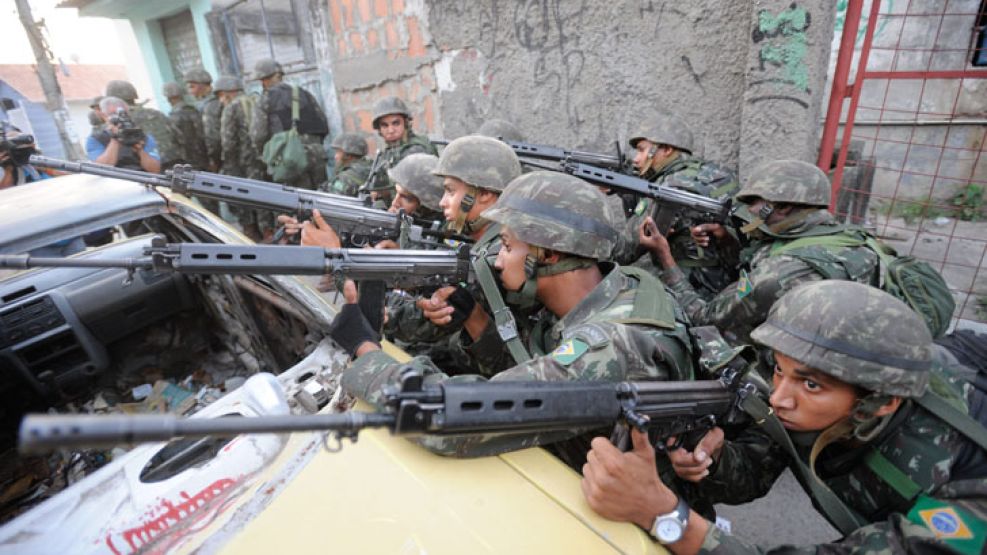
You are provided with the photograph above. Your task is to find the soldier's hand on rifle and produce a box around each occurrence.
[276,214,304,240]
[582,427,678,530]
[638,217,673,259]
[372,239,400,250]
[690,223,726,248]
[329,279,381,358]
[301,209,342,249]
[667,427,725,483]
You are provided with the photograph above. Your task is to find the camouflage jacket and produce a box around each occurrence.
[129,106,181,168]
[322,157,372,197]
[343,262,695,466]
[197,94,223,170]
[665,210,879,344]
[220,94,266,181]
[696,358,987,554]
[365,132,438,194]
[168,101,209,170]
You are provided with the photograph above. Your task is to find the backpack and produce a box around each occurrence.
[261,86,308,182]
[771,230,955,338]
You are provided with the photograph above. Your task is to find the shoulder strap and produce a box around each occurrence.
[916,389,987,451]
[864,449,923,501]
[469,237,531,365]
[290,86,300,129]
[614,266,676,329]
[770,231,866,257]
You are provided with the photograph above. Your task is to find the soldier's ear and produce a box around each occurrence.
[872,396,902,417]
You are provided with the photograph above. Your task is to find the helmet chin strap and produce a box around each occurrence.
[451,185,478,234]
[503,249,596,309]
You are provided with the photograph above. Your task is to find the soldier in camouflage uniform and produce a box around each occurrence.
[615,112,739,299]
[642,159,881,345]
[386,153,443,221]
[104,80,181,169]
[215,76,271,241]
[363,96,438,206]
[330,170,695,467]
[322,133,371,197]
[249,59,329,190]
[583,280,987,554]
[184,67,222,173]
[162,82,209,170]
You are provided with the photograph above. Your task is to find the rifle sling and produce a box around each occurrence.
[738,393,866,536]
[470,247,531,365]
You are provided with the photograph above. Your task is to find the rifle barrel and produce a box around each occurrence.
[0,254,150,271]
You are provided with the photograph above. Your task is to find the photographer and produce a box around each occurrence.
[0,126,45,189]
[85,96,161,173]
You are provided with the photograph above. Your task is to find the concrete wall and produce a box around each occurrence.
[325,0,838,174]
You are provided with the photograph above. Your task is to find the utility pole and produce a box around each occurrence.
[15,0,84,160]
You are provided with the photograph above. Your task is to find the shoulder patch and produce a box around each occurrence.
[908,495,986,554]
[551,339,590,366]
[736,269,753,299]
[565,323,611,350]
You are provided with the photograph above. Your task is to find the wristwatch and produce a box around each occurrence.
[650,496,690,544]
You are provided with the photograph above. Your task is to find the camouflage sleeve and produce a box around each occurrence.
[249,93,270,152]
[177,112,208,169]
[342,321,692,458]
[456,319,516,377]
[685,426,789,506]
[203,103,223,169]
[698,512,947,554]
[664,254,822,341]
[382,294,458,344]
[219,104,238,173]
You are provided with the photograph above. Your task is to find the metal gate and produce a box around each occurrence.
[819,0,987,326]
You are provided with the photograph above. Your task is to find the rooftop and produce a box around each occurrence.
[0,64,128,103]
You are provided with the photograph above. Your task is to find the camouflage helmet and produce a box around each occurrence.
[372,96,412,128]
[629,111,695,154]
[432,135,521,192]
[483,171,618,260]
[388,154,443,211]
[89,96,103,109]
[162,81,184,99]
[735,160,830,208]
[105,80,138,103]
[213,75,243,92]
[252,58,284,80]
[476,118,525,142]
[751,281,932,398]
[183,67,213,85]
[330,133,368,157]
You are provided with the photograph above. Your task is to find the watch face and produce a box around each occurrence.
[655,517,684,543]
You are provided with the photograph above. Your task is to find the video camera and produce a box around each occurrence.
[108,108,145,148]
[0,124,38,168]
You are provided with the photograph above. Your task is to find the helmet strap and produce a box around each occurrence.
[503,250,541,310]
[452,185,478,233]
[850,393,895,442]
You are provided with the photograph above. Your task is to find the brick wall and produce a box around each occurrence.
[326,0,440,150]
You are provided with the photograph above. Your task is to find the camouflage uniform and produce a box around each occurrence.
[199,94,223,171]
[249,60,330,190]
[215,77,272,233]
[689,281,987,554]
[663,160,879,345]
[343,171,695,467]
[323,133,371,197]
[105,81,181,169]
[615,114,740,298]
[165,84,209,171]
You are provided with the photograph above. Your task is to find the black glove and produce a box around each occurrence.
[446,286,477,327]
[329,304,380,357]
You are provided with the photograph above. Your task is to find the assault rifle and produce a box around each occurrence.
[521,158,731,235]
[29,156,469,248]
[432,138,628,171]
[19,365,755,455]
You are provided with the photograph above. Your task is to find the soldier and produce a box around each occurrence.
[386,153,443,222]
[104,80,181,169]
[183,67,222,173]
[363,96,438,205]
[616,112,739,298]
[582,280,987,553]
[641,159,881,345]
[215,75,271,242]
[322,133,372,197]
[476,118,525,142]
[329,170,695,467]
[85,96,161,173]
[249,58,329,190]
[162,81,209,170]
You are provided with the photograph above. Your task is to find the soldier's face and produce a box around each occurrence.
[632,140,673,174]
[769,351,859,432]
[439,177,468,222]
[187,82,209,98]
[377,115,407,143]
[334,149,345,166]
[390,184,421,215]
[494,228,531,291]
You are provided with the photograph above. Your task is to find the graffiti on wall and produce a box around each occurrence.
[749,2,812,108]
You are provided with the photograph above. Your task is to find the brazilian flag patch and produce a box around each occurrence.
[551,339,589,366]
[736,269,753,299]
[908,495,986,554]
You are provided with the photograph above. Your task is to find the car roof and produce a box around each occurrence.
[0,174,167,254]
